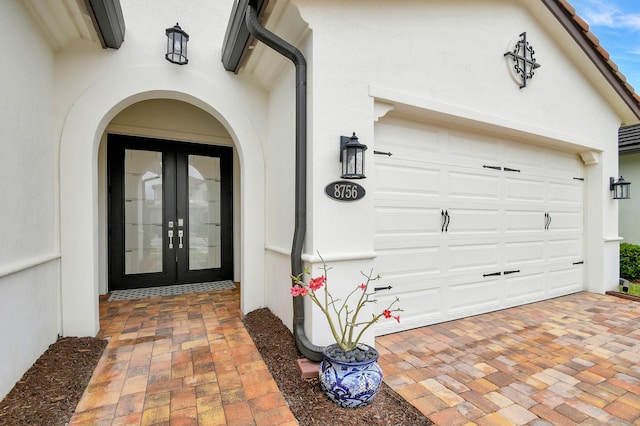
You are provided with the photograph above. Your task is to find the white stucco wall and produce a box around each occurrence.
[620,153,640,245]
[263,63,298,327]
[229,0,637,347]
[0,0,60,399]
[286,0,627,311]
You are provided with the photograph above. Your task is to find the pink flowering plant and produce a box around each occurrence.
[291,257,401,352]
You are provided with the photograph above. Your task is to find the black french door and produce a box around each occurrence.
[108,134,233,291]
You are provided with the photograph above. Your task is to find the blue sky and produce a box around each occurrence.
[569,0,640,91]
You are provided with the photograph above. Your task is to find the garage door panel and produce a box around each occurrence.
[503,143,545,174]
[504,209,545,233]
[504,268,545,306]
[548,237,582,261]
[548,180,583,206]
[545,151,583,179]
[548,265,583,297]
[374,282,445,335]
[374,247,443,278]
[447,208,501,235]
[375,119,443,161]
[505,176,545,203]
[447,275,501,318]
[448,132,499,166]
[448,169,500,201]
[504,240,545,266]
[447,241,500,274]
[375,162,441,200]
[375,206,442,237]
[547,210,582,233]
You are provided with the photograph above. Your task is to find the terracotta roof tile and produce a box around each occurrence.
[557,0,576,16]
[585,31,599,47]
[573,14,590,32]
[596,45,609,60]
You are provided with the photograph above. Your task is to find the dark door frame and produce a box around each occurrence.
[107,134,233,291]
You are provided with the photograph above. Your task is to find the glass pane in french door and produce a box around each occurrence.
[188,155,221,270]
[124,149,163,274]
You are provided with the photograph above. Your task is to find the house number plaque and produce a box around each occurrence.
[325,181,366,201]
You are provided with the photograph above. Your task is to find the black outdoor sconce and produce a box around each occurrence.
[165,23,189,65]
[340,133,368,179]
[610,176,631,199]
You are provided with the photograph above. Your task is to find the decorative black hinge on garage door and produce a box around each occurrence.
[374,285,393,291]
[504,269,521,275]
[573,177,584,181]
[374,150,393,156]
[573,261,584,265]
[483,271,502,277]
[483,165,502,171]
[504,167,521,172]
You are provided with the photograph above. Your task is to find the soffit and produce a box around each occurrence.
[22,0,101,50]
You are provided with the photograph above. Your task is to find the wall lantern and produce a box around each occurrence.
[340,132,368,179]
[165,23,189,65]
[610,176,631,199]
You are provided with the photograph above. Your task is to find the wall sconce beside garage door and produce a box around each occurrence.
[611,176,631,199]
[340,133,367,179]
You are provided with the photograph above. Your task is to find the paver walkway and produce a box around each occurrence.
[69,287,640,425]
[69,285,297,426]
[377,292,640,425]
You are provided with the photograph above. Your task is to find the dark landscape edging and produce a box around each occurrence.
[605,291,640,302]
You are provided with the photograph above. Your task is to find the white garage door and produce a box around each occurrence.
[373,117,584,335]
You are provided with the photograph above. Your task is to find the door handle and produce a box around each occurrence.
[544,212,552,230]
[441,210,450,233]
[544,212,551,230]
[178,230,184,249]
[168,230,174,249]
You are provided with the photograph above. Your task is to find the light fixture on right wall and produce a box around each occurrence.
[610,176,631,199]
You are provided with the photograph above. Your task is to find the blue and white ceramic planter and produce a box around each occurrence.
[319,344,383,408]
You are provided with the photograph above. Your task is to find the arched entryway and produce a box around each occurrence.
[59,66,266,337]
[101,101,238,292]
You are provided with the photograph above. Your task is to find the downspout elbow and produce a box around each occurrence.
[245,3,323,362]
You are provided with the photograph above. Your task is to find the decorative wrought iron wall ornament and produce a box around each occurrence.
[504,32,541,89]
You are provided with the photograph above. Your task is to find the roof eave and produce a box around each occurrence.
[83,0,125,49]
[221,0,269,73]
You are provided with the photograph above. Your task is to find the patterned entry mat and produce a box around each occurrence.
[108,280,236,302]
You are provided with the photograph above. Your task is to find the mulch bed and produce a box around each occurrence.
[0,337,107,425]
[243,308,433,426]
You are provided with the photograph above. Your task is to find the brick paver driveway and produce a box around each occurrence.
[377,292,640,425]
